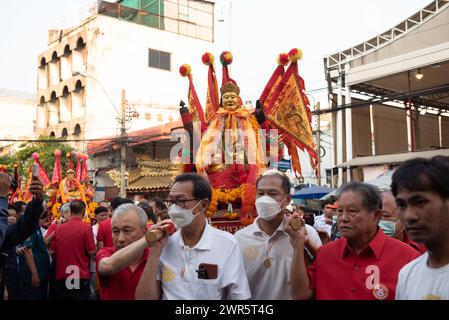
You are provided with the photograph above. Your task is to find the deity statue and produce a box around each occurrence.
[196,81,266,189]
[12,179,32,203]
[59,169,87,204]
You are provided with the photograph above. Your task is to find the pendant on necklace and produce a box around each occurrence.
[264,258,271,268]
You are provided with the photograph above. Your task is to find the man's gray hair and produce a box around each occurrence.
[112,203,147,228]
[337,182,382,212]
[60,203,71,215]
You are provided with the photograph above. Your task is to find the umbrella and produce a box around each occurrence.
[292,185,334,200]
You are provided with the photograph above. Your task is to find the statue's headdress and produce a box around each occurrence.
[220,81,240,96]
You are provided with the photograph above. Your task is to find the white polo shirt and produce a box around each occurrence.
[313,214,332,237]
[234,217,322,300]
[157,221,251,300]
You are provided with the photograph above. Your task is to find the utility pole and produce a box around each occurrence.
[316,102,321,186]
[120,89,127,198]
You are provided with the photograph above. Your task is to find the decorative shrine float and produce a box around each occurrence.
[7,150,97,224]
[179,49,318,233]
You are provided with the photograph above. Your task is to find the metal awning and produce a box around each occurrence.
[338,148,449,168]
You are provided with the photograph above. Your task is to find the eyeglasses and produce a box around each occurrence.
[164,198,198,208]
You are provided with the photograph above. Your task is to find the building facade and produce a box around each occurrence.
[324,0,449,187]
[35,0,214,152]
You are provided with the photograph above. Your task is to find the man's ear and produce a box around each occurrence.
[373,209,383,224]
[201,198,210,211]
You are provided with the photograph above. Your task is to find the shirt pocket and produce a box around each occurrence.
[196,278,220,299]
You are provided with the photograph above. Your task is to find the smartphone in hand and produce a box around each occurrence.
[32,163,39,178]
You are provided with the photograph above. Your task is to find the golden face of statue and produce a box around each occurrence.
[67,172,75,180]
[222,92,240,111]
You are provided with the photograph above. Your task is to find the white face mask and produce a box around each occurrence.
[168,201,202,229]
[255,195,286,221]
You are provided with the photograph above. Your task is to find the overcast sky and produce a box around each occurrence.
[0,0,430,105]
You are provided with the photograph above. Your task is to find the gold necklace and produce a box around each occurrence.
[264,239,275,268]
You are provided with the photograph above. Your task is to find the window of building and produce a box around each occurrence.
[145,113,151,120]
[148,49,171,71]
[74,124,81,136]
[61,128,68,139]
[157,114,163,122]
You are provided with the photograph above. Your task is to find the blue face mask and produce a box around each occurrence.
[379,220,396,237]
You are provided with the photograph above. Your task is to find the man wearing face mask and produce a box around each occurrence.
[135,173,251,300]
[234,171,322,300]
[379,191,426,254]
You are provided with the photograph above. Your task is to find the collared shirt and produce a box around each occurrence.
[20,228,50,280]
[307,229,420,300]
[235,217,322,300]
[51,216,96,280]
[313,214,332,237]
[157,221,251,300]
[97,218,113,248]
[402,232,427,254]
[96,246,149,300]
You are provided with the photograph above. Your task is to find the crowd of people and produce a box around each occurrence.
[1,155,448,300]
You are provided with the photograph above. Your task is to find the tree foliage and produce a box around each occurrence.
[0,136,76,178]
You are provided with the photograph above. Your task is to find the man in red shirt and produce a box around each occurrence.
[97,197,132,250]
[288,182,420,300]
[50,200,96,300]
[96,203,157,300]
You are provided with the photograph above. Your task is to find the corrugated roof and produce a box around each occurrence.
[87,120,183,155]
[339,148,449,168]
[127,175,174,191]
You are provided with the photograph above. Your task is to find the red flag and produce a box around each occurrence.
[29,152,51,187]
[179,64,206,132]
[264,48,318,177]
[66,152,74,170]
[202,52,219,123]
[51,149,62,185]
[75,153,82,181]
[82,154,89,183]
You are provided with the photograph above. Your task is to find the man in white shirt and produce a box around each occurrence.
[393,156,449,300]
[313,200,337,237]
[235,171,322,300]
[136,173,251,300]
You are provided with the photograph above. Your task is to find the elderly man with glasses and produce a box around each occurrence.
[136,173,251,300]
[289,182,420,300]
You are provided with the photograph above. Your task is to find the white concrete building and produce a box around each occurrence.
[0,89,36,155]
[324,0,449,187]
[35,0,215,152]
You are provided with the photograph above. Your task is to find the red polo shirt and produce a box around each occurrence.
[97,218,113,248]
[402,232,427,254]
[307,229,420,300]
[51,216,96,280]
[44,222,57,239]
[96,246,149,300]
